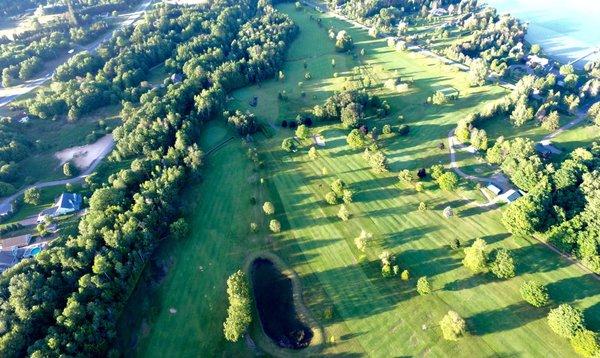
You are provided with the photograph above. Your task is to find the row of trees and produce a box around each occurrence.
[0,0,297,356]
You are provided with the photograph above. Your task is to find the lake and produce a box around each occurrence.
[484,0,600,68]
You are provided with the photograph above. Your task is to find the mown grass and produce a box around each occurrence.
[117,3,599,357]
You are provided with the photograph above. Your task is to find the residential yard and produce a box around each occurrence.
[117,3,600,357]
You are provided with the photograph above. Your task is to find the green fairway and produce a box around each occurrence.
[118,3,600,357]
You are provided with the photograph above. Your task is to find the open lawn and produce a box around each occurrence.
[117,3,600,357]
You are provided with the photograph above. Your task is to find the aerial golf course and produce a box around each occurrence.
[118,3,600,357]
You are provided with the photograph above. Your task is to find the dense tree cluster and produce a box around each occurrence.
[0,1,297,355]
[313,89,386,128]
[223,270,252,342]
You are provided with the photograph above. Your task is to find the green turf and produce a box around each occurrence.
[117,4,600,357]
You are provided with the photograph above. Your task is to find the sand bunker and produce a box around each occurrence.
[54,134,114,171]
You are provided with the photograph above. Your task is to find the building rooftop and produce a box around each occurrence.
[57,193,82,211]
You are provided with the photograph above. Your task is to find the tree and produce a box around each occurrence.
[542,111,560,131]
[63,162,77,177]
[520,281,549,307]
[330,179,345,196]
[462,238,487,273]
[489,248,515,279]
[416,276,431,295]
[418,202,427,211]
[169,218,189,240]
[400,270,410,281]
[440,311,467,340]
[547,304,585,338]
[342,189,354,204]
[470,128,488,150]
[269,219,281,233]
[24,188,41,205]
[431,91,448,105]
[571,330,600,357]
[354,229,372,252]
[325,191,338,205]
[341,103,363,128]
[469,58,488,86]
[295,124,309,139]
[510,98,534,127]
[346,129,366,148]
[308,146,318,160]
[223,271,252,342]
[437,172,459,191]
[335,30,353,52]
[337,204,350,221]
[530,44,541,54]
[382,124,392,134]
[367,150,388,173]
[398,169,413,184]
[281,137,295,152]
[430,164,445,180]
[262,201,275,215]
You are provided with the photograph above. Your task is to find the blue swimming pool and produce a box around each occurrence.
[30,247,41,256]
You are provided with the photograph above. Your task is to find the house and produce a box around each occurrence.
[503,189,522,203]
[0,201,15,218]
[0,234,33,250]
[430,8,448,16]
[486,183,502,196]
[170,73,183,84]
[527,55,549,69]
[37,193,82,223]
[0,243,45,272]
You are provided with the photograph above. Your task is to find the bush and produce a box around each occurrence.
[382,124,392,134]
[440,311,466,340]
[547,304,585,338]
[520,281,549,307]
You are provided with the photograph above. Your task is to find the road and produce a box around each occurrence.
[0,0,154,108]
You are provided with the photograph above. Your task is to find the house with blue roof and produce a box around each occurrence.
[37,193,82,223]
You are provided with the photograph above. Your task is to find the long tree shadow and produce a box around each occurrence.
[468,301,547,336]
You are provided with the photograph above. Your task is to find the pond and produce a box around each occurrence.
[251,258,313,349]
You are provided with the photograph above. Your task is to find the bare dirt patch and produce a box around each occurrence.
[54,134,114,170]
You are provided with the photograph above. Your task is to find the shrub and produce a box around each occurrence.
[418,202,427,211]
[382,124,392,134]
[547,304,585,338]
[330,179,345,196]
[520,281,549,307]
[440,311,466,340]
[250,222,258,233]
[450,238,461,250]
[281,137,295,152]
[398,169,413,183]
[430,164,445,180]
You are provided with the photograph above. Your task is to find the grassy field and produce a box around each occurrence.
[117,3,600,357]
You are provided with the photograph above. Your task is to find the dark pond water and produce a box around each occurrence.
[251,258,313,349]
